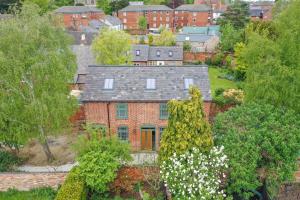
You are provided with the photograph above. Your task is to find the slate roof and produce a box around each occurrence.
[119,5,172,12]
[131,45,183,61]
[55,6,103,14]
[176,34,213,42]
[81,66,212,102]
[71,45,96,83]
[182,26,220,36]
[104,15,122,26]
[175,4,211,12]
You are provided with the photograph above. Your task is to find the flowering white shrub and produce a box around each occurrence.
[160,146,228,200]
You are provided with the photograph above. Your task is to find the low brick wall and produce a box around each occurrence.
[0,173,67,191]
[277,183,300,200]
[183,52,214,63]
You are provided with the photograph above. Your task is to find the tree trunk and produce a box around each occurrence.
[39,126,54,162]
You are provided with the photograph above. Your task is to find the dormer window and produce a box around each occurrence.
[168,51,173,57]
[81,34,86,41]
[156,50,160,57]
[104,78,114,90]
[146,78,156,90]
[136,50,140,56]
[184,78,194,89]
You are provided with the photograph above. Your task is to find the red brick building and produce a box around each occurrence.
[118,2,211,31]
[174,4,211,27]
[55,6,104,30]
[81,66,212,151]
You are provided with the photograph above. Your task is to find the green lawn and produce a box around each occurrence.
[208,67,237,96]
[0,188,56,200]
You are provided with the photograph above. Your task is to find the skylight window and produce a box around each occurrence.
[168,51,173,57]
[184,78,194,89]
[104,78,114,89]
[156,50,160,57]
[185,36,190,41]
[146,79,156,90]
[136,50,140,56]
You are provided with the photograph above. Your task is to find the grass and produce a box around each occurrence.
[0,187,56,200]
[208,67,238,97]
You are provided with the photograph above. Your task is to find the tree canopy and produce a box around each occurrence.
[242,0,300,113]
[97,0,129,15]
[138,16,147,30]
[213,103,300,199]
[154,28,176,46]
[0,3,77,161]
[92,28,132,65]
[159,87,213,163]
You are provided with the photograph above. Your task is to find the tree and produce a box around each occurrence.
[148,34,154,46]
[138,16,147,31]
[159,87,213,163]
[243,0,300,113]
[218,0,250,30]
[183,41,191,52]
[233,42,247,80]
[213,103,300,199]
[0,0,18,13]
[154,28,176,46]
[23,0,50,13]
[92,28,132,65]
[97,0,129,15]
[0,3,77,161]
[220,23,243,52]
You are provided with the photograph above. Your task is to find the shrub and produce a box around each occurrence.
[111,166,143,195]
[183,41,192,52]
[215,88,225,97]
[213,88,244,107]
[0,150,21,172]
[213,103,300,199]
[55,167,87,200]
[161,147,228,199]
[211,52,224,66]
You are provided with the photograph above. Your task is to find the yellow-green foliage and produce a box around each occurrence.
[159,87,213,163]
[55,168,87,200]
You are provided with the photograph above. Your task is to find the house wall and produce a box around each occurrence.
[59,12,104,29]
[175,11,210,27]
[147,60,183,66]
[183,52,214,62]
[84,101,211,151]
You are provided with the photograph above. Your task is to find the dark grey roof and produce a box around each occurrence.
[89,19,107,29]
[68,31,98,45]
[104,15,122,26]
[55,6,103,14]
[175,4,211,12]
[132,45,149,62]
[81,66,212,102]
[119,5,172,12]
[148,46,183,61]
[131,45,183,61]
[176,34,212,42]
[72,45,96,83]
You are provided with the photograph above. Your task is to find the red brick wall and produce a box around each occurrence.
[59,12,104,29]
[84,101,211,151]
[183,52,214,62]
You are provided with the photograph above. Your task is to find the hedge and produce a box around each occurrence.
[55,167,87,200]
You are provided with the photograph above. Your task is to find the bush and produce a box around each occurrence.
[0,150,21,172]
[211,52,224,66]
[213,88,244,106]
[215,88,225,96]
[55,168,87,200]
[111,166,143,195]
[161,147,228,199]
[183,41,192,52]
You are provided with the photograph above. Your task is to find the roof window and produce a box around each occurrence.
[146,78,156,90]
[184,78,194,89]
[104,78,114,89]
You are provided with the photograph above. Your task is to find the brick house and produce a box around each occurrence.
[55,6,104,30]
[249,1,274,21]
[74,0,96,6]
[174,4,211,27]
[118,2,212,31]
[132,45,183,66]
[118,4,173,31]
[81,66,212,151]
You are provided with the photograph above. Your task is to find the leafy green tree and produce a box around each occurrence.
[220,23,243,52]
[183,41,191,52]
[0,3,77,161]
[159,87,213,163]
[213,103,300,199]
[233,42,247,80]
[148,34,154,46]
[154,28,176,46]
[97,0,129,15]
[23,0,50,13]
[218,0,249,29]
[138,16,147,30]
[0,0,19,13]
[92,28,132,65]
[243,0,300,113]
[97,0,111,14]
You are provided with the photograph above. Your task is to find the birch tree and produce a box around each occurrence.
[0,3,77,161]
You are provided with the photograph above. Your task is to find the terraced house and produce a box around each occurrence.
[118,1,212,31]
[81,66,212,151]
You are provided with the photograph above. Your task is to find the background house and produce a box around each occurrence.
[81,65,212,151]
[55,6,104,30]
[249,1,274,21]
[74,0,96,6]
[132,45,183,66]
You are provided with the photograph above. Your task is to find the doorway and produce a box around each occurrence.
[141,127,156,151]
